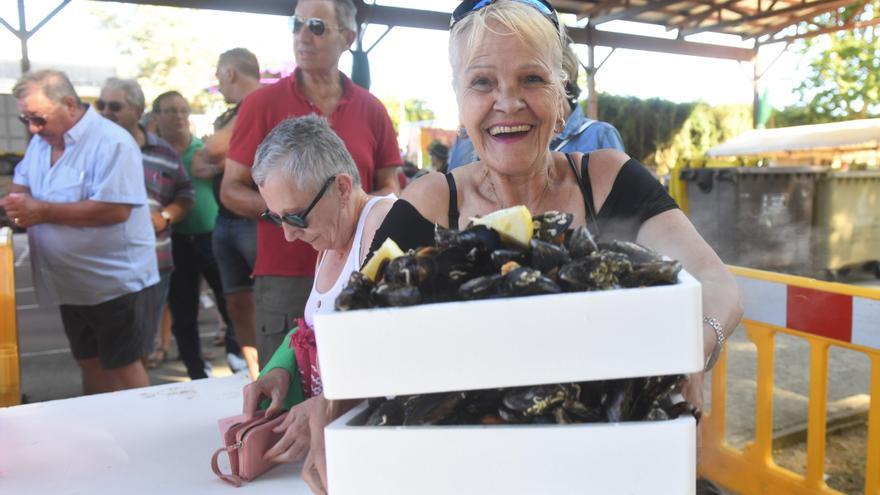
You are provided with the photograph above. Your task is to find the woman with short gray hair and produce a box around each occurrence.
[241,114,395,490]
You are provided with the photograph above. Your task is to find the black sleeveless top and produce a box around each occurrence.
[369,154,677,255]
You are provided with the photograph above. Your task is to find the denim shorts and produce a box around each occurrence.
[212,215,257,294]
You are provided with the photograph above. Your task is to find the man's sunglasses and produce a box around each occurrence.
[451,0,559,29]
[261,175,337,229]
[95,100,124,113]
[288,16,340,36]
[18,113,48,128]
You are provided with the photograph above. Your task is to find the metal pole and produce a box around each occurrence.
[586,24,599,120]
[752,47,760,129]
[18,0,29,74]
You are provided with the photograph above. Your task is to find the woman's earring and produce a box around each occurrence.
[554,117,565,134]
[457,126,468,139]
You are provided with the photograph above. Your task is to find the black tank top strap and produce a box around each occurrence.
[564,153,600,236]
[445,172,460,229]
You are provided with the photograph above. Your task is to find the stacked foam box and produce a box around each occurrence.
[315,270,703,495]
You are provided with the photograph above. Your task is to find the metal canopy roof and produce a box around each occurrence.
[89,0,876,54]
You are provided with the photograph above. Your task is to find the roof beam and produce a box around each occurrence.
[568,24,755,60]
[590,0,684,25]
[89,0,296,16]
[678,0,859,36]
[759,0,870,39]
[765,15,880,43]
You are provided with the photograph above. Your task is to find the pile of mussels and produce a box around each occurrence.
[335,210,682,310]
[334,210,698,426]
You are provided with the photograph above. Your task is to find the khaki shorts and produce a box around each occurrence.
[254,275,312,369]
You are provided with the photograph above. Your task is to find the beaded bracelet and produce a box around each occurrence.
[703,316,725,371]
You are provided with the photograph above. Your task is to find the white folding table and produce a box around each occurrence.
[0,374,312,494]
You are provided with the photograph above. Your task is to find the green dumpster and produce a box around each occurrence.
[681,167,823,273]
[812,171,880,277]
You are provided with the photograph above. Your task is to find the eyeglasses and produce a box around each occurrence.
[18,113,48,128]
[95,100,124,113]
[160,107,191,117]
[451,0,559,30]
[289,15,340,36]
[261,175,337,229]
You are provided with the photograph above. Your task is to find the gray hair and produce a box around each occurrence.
[297,0,357,31]
[218,48,260,80]
[252,114,360,192]
[13,69,81,105]
[102,77,146,112]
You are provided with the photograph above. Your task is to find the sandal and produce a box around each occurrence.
[147,348,168,369]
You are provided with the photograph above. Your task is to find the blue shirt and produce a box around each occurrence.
[13,106,159,306]
[447,106,626,171]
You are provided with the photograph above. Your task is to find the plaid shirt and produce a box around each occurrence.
[141,128,194,271]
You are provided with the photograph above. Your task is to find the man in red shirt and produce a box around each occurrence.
[222,0,401,367]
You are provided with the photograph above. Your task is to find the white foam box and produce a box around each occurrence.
[314,270,703,400]
[325,402,696,495]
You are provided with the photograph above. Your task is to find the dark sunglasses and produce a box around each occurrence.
[261,175,337,229]
[451,0,559,29]
[95,100,124,113]
[18,113,48,128]
[288,16,339,36]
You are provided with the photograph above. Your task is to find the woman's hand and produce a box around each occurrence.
[264,396,320,463]
[302,395,330,494]
[302,397,362,494]
[242,367,290,419]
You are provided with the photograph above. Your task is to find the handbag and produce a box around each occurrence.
[211,410,286,487]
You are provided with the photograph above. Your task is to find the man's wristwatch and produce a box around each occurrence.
[160,210,173,228]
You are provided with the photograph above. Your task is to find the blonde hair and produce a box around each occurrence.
[449,1,566,90]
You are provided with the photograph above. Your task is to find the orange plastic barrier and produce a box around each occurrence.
[699,266,880,495]
[0,226,21,406]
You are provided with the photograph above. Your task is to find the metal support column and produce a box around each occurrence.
[752,47,760,129]
[585,24,599,120]
[0,0,73,76]
[17,0,29,73]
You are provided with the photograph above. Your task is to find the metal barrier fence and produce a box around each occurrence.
[699,266,880,495]
[0,226,21,406]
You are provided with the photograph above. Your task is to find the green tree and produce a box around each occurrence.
[597,93,752,174]
[793,1,880,121]
[89,4,224,115]
[380,98,437,131]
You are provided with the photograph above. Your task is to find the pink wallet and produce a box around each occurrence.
[211,410,286,487]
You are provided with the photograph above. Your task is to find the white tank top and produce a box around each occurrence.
[304,194,395,328]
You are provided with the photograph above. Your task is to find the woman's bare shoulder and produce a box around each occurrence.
[586,149,631,187]
[399,171,452,225]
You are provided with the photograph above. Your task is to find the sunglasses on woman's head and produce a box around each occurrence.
[451,0,559,29]
[95,100,124,113]
[289,15,338,36]
[18,113,48,128]
[261,175,337,229]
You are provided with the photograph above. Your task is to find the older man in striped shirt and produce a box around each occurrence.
[98,77,194,364]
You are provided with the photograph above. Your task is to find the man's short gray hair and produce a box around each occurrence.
[102,77,146,112]
[12,69,81,105]
[298,0,357,31]
[252,115,361,192]
[218,48,260,80]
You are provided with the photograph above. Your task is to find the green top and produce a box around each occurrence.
[259,327,306,411]
[173,136,217,235]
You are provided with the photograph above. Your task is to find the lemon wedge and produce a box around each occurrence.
[361,237,405,281]
[470,205,533,247]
